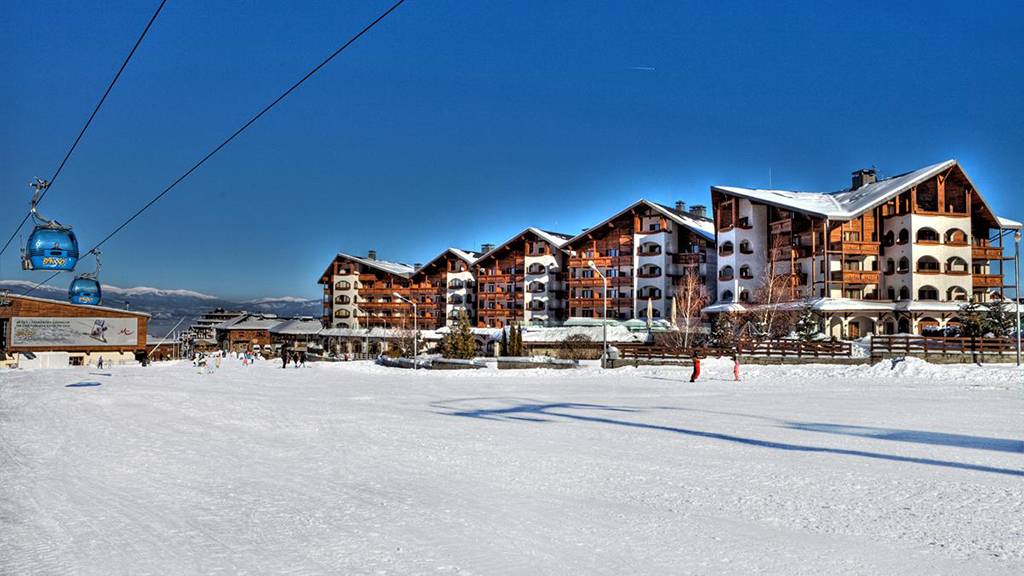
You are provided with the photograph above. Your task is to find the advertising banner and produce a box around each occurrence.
[11,317,140,347]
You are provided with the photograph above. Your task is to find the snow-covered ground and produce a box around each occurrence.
[1,359,1021,575]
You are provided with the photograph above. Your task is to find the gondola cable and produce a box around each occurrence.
[0,0,169,263]
[19,0,408,298]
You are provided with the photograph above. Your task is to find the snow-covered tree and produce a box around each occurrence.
[957,299,986,337]
[441,311,476,359]
[795,301,820,341]
[711,313,737,349]
[984,297,1014,337]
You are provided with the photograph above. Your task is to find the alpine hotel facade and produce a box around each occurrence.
[318,160,1020,338]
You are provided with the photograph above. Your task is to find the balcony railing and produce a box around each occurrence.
[829,241,879,255]
[671,253,705,266]
[972,245,1002,260]
[973,274,1002,288]
[830,270,880,284]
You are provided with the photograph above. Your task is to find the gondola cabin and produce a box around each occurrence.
[24,226,79,271]
[68,277,102,305]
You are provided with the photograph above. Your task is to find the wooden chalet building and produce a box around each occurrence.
[709,159,1021,337]
[562,199,716,321]
[318,251,416,330]
[474,228,572,328]
[408,248,480,328]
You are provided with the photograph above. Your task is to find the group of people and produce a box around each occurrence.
[689,350,742,382]
[281,348,307,369]
[193,351,224,374]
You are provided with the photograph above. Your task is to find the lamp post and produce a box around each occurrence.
[1015,230,1021,367]
[588,260,608,368]
[393,292,418,369]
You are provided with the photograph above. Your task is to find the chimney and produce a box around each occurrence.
[414,262,422,271]
[367,250,377,261]
[481,243,495,253]
[675,201,686,213]
[851,168,877,189]
[689,204,707,218]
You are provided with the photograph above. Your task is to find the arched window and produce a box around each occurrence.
[945,228,968,245]
[335,281,352,290]
[897,229,910,245]
[897,257,910,273]
[899,286,910,300]
[335,322,350,328]
[885,259,895,275]
[721,290,734,302]
[639,286,662,299]
[528,281,546,293]
[639,242,661,256]
[739,239,753,254]
[916,227,940,243]
[917,316,940,334]
[448,279,464,289]
[527,262,546,274]
[882,230,895,247]
[334,309,351,318]
[887,287,896,300]
[739,265,752,279]
[719,241,734,256]
[947,286,968,301]
[917,256,940,273]
[335,295,351,304]
[449,294,464,304]
[719,265,735,281]
[946,256,969,274]
[528,300,546,311]
[639,264,662,277]
[918,285,939,300]
[738,289,750,302]
[639,307,662,318]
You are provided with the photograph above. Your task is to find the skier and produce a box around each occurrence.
[281,347,289,369]
[299,350,306,367]
[97,356,104,370]
[214,351,222,370]
[689,349,702,382]
[732,355,740,381]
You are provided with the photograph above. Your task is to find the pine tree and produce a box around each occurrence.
[958,299,986,337]
[500,328,509,356]
[984,297,1014,337]
[711,313,736,349]
[795,301,819,341]
[514,323,525,356]
[442,311,477,359]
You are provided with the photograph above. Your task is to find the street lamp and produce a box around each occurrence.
[393,292,418,369]
[587,260,608,368]
[1015,230,1021,367]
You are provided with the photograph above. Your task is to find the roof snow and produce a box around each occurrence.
[448,248,482,264]
[337,252,416,277]
[477,227,572,261]
[269,318,324,335]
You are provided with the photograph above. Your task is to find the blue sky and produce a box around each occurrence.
[2,0,1022,299]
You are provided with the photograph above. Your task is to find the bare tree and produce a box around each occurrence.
[672,271,709,349]
[749,234,800,339]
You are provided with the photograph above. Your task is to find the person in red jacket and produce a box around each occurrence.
[690,349,702,382]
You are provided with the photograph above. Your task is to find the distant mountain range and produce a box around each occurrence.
[0,280,320,337]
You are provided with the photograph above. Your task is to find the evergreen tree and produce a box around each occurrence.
[441,311,477,359]
[500,328,509,356]
[514,323,525,356]
[795,301,819,341]
[958,299,986,337]
[984,297,1014,337]
[711,313,736,348]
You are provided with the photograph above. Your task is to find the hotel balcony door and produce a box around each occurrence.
[848,321,860,339]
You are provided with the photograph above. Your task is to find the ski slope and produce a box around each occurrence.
[1,358,1022,575]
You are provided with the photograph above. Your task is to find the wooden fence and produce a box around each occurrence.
[870,335,1015,358]
[616,339,852,360]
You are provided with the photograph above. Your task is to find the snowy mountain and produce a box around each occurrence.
[0,280,320,337]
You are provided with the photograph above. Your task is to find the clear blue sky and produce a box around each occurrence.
[2,0,1022,299]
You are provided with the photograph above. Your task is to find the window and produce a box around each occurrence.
[335,281,352,290]
[335,295,351,304]
[639,264,662,277]
[882,231,895,247]
[719,241,734,256]
[528,300,546,311]
[449,294,464,304]
[607,247,619,257]
[719,265,735,281]
[527,263,546,274]
[946,257,969,274]
[639,242,661,255]
[738,289,750,302]
[917,256,940,273]
[638,286,662,299]
[885,259,895,275]
[528,281,546,293]
[721,290,734,302]
[947,286,968,301]
[899,286,910,300]
[448,279,464,289]
[918,285,939,300]
[739,240,752,254]
[945,228,968,245]
[739,265,752,279]
[897,257,910,273]
[334,309,351,318]
[887,287,896,300]
[897,229,910,245]
[915,228,940,243]
[843,231,861,242]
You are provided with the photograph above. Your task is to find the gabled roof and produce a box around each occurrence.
[413,247,481,276]
[319,252,416,282]
[269,318,323,335]
[4,293,152,317]
[475,227,572,263]
[712,159,1023,230]
[565,199,715,245]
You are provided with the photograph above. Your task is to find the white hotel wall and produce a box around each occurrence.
[523,253,561,325]
[717,199,768,302]
[445,269,475,321]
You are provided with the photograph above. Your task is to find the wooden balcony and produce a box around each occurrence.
[478,308,521,318]
[830,270,880,284]
[829,241,879,255]
[571,297,634,308]
[671,253,705,266]
[770,219,792,234]
[973,274,1002,288]
[972,245,1002,260]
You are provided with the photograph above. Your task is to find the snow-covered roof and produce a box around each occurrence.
[5,293,152,318]
[712,160,1013,228]
[223,317,285,331]
[269,318,323,335]
[476,227,572,262]
[566,199,715,245]
[414,248,482,276]
[997,216,1022,230]
[320,327,441,339]
[320,253,416,281]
